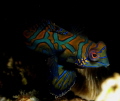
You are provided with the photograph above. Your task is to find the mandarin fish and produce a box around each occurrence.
[23,20,109,97]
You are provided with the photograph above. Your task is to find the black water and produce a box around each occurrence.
[0,1,119,100]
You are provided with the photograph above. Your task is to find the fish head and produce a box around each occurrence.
[75,41,110,68]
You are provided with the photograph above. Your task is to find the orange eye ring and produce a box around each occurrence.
[89,50,99,61]
[92,52,98,58]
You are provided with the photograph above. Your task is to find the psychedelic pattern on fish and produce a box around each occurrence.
[23,20,109,97]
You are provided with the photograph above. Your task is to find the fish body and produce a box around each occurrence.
[23,20,109,97]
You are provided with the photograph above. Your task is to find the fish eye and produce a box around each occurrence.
[92,53,97,58]
[89,50,99,61]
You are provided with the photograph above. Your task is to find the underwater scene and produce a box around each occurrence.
[0,1,119,101]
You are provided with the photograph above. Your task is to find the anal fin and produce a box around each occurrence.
[47,56,76,97]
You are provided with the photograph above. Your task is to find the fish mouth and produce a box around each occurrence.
[75,58,110,68]
[105,63,110,68]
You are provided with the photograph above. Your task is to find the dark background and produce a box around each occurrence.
[0,1,119,100]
